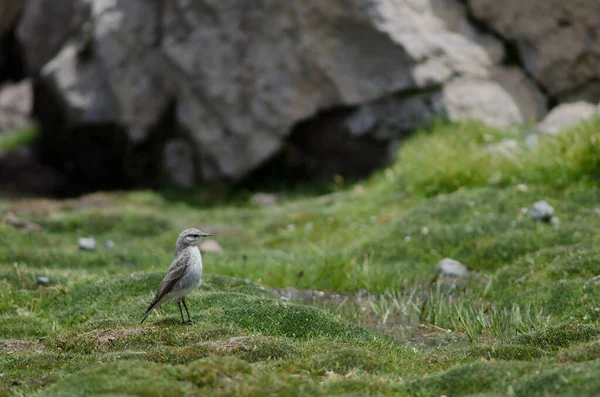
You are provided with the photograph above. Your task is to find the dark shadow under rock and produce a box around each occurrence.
[0,146,69,196]
[245,91,440,185]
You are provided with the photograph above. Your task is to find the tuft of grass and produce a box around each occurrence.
[0,125,39,152]
[391,117,600,197]
[310,347,380,374]
[513,323,599,350]
[407,361,538,396]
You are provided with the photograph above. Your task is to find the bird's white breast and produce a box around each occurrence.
[187,246,203,287]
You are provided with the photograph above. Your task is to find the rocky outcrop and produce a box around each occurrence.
[467,0,600,102]
[0,0,597,193]
[13,0,548,188]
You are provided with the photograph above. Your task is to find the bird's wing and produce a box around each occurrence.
[141,251,190,320]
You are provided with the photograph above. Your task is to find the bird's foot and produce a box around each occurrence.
[181,319,194,325]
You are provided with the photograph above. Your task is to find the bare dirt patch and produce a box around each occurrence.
[62,192,120,211]
[4,211,43,232]
[8,192,119,215]
[0,339,44,353]
[95,327,148,348]
[8,199,61,215]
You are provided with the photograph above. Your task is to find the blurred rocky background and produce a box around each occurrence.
[0,0,599,196]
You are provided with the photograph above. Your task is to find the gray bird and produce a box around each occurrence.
[141,228,211,324]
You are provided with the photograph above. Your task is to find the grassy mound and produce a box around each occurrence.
[1,117,600,396]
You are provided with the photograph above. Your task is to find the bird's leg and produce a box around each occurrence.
[182,298,192,323]
[176,301,185,324]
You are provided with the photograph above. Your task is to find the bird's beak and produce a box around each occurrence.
[203,233,211,237]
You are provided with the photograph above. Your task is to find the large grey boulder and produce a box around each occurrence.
[536,102,598,135]
[442,67,547,127]
[18,0,548,185]
[468,0,600,102]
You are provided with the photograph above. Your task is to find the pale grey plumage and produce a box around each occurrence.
[141,228,211,324]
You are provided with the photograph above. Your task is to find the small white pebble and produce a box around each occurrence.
[516,184,528,192]
[78,237,97,251]
[105,240,115,249]
[287,224,295,231]
[404,236,411,242]
[520,208,528,214]
[511,220,517,227]
[280,296,290,302]
[531,200,554,221]
[421,227,429,235]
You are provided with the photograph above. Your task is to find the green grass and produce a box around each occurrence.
[1,117,600,395]
[0,125,39,152]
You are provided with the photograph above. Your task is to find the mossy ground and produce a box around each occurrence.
[1,118,600,396]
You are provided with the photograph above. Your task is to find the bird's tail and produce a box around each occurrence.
[140,301,158,324]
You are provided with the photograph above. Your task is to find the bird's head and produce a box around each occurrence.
[177,228,211,248]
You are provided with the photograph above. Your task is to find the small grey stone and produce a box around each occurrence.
[515,275,527,284]
[37,276,49,286]
[437,258,469,277]
[525,133,539,148]
[486,139,519,155]
[530,201,554,222]
[199,239,223,253]
[250,193,282,207]
[105,240,115,249]
[78,237,97,251]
